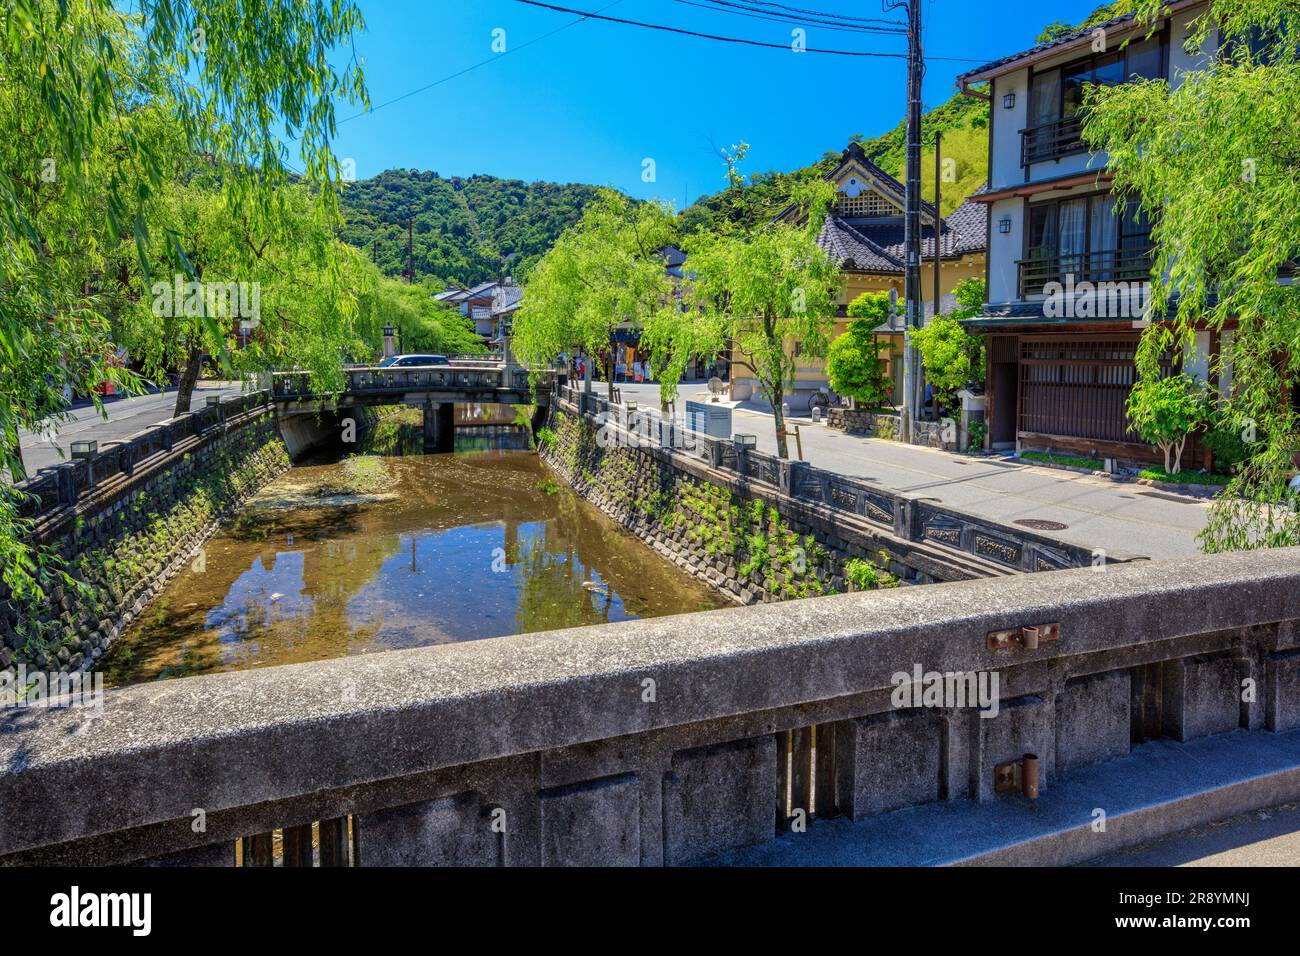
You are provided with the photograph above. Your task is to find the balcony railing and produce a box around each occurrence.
[1017,245,1154,299]
[1020,114,1086,166]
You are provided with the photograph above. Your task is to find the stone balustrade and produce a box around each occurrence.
[2,549,1298,866]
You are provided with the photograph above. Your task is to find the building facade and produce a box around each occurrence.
[730,142,987,410]
[958,1,1227,463]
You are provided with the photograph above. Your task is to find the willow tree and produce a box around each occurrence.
[0,0,366,597]
[1083,0,1300,551]
[648,176,840,459]
[511,189,679,400]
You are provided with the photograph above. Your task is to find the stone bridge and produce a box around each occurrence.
[271,363,553,458]
[2,548,1297,866]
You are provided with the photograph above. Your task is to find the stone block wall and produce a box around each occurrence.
[0,414,289,681]
[540,408,917,604]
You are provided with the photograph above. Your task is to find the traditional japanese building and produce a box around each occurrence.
[731,142,987,409]
[956,0,1229,464]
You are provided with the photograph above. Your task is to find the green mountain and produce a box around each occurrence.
[337,170,605,288]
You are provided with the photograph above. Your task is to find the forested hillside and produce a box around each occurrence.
[337,170,605,288]
[338,3,1122,280]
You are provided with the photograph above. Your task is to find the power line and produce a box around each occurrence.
[671,0,906,34]
[338,0,629,124]
[514,0,906,55]
[515,0,990,61]
[722,0,904,23]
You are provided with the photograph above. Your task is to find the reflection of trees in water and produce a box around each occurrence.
[511,520,618,634]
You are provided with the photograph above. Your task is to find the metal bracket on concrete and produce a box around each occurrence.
[987,622,1060,652]
[994,753,1040,799]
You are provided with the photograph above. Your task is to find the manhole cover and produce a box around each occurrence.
[1014,518,1069,531]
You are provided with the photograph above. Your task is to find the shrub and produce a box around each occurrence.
[844,554,898,591]
[827,318,892,408]
[1126,373,1205,475]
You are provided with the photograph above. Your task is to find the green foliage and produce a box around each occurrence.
[0,0,366,598]
[951,278,987,319]
[844,555,898,591]
[338,170,605,287]
[1021,451,1106,471]
[910,314,983,412]
[827,319,892,408]
[1137,467,1230,486]
[966,418,987,452]
[512,190,678,400]
[648,158,840,458]
[1126,373,1205,475]
[846,290,892,323]
[535,427,559,452]
[1085,0,1300,550]
[679,91,991,230]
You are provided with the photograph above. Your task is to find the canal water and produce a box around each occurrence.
[100,434,726,686]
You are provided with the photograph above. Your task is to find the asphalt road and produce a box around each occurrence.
[16,381,247,476]
[614,380,1210,562]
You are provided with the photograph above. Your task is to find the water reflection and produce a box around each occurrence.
[102,445,725,686]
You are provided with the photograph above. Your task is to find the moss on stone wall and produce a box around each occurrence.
[0,416,290,678]
[541,410,898,605]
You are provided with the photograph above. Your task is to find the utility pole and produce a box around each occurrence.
[934,129,943,320]
[901,0,924,442]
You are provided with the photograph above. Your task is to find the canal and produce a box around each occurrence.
[100,430,727,686]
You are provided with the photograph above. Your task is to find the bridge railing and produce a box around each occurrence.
[550,384,1122,572]
[272,364,549,400]
[11,389,272,529]
[2,548,1297,866]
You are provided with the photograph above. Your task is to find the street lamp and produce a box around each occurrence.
[70,440,97,459]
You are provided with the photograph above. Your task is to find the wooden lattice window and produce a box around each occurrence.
[836,191,895,218]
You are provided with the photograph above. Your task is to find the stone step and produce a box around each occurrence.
[701,728,1300,866]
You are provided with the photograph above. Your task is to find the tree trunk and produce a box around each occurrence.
[605,354,615,401]
[1161,442,1172,474]
[173,344,204,416]
[1172,436,1187,474]
[772,382,789,459]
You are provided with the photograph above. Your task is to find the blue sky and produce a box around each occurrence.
[323,0,1102,205]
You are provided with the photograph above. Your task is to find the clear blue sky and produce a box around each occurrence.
[323,0,1103,205]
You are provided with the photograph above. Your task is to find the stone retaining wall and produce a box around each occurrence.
[541,408,962,603]
[0,410,289,680]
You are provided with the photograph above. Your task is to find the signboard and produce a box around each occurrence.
[685,400,732,438]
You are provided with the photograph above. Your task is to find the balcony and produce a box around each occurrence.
[1020,114,1086,166]
[1017,245,1154,299]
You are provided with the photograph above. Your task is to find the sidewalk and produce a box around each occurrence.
[617,381,1210,561]
[16,381,247,476]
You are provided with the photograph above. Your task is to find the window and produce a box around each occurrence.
[1028,31,1168,127]
[1021,193,1153,294]
[836,191,895,218]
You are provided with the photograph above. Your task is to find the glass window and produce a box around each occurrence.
[1028,203,1059,256]
[1029,69,1060,126]
[1125,35,1163,79]
[1061,62,1090,117]
[1093,52,1125,87]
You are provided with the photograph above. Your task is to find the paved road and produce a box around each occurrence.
[614,381,1210,562]
[1085,801,1300,866]
[17,382,246,476]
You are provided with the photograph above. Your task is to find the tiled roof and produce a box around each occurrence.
[957,10,1145,82]
[817,215,906,272]
[491,283,523,316]
[818,183,988,274]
